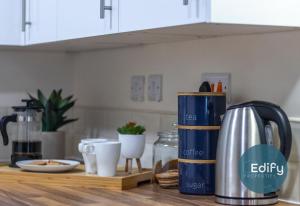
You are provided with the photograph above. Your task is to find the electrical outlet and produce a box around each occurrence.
[201,73,231,104]
[131,75,145,102]
[148,74,163,102]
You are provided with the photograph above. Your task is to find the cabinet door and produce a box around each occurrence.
[25,0,57,44]
[210,0,300,27]
[119,0,205,32]
[0,0,22,45]
[57,0,118,41]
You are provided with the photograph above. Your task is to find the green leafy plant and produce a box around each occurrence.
[117,122,146,135]
[28,89,78,132]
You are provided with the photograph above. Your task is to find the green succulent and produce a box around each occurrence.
[28,89,78,132]
[117,122,146,135]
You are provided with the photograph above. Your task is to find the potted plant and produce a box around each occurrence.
[29,89,78,159]
[118,122,146,173]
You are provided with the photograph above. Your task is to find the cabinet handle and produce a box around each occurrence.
[183,0,189,5]
[22,0,32,32]
[100,0,112,19]
[22,0,26,32]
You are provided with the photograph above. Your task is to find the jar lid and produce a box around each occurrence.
[157,130,178,138]
[158,122,178,138]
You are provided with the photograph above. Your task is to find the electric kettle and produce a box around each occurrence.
[215,101,292,205]
[0,99,43,167]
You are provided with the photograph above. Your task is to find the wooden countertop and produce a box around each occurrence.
[0,183,296,206]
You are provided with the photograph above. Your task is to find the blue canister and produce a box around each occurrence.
[178,128,219,160]
[178,92,225,195]
[178,92,226,126]
[179,160,215,195]
[178,126,219,195]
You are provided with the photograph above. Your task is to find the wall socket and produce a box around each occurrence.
[201,73,231,104]
[148,74,163,102]
[131,75,145,102]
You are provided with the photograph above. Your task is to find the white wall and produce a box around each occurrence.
[71,30,300,203]
[0,51,73,105]
[0,50,73,160]
[72,30,300,156]
[72,30,300,115]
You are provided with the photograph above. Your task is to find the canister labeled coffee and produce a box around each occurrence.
[178,128,219,160]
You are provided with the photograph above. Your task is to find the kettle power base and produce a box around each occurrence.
[215,195,278,205]
[0,164,152,190]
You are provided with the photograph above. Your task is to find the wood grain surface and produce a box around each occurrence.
[0,183,296,206]
[0,165,152,190]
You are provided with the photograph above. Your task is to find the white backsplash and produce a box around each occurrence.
[280,162,300,204]
[66,106,177,168]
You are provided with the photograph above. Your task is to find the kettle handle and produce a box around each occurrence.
[252,101,292,160]
[0,114,17,145]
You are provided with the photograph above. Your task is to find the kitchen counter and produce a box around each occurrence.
[0,183,296,206]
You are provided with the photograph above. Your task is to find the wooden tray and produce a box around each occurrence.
[0,164,152,190]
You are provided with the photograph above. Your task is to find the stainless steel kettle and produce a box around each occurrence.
[215,101,292,205]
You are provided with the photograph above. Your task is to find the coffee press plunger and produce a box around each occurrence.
[0,99,43,167]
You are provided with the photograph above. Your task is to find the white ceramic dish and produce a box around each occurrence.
[16,159,80,173]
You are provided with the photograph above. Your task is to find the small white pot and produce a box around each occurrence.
[118,134,145,159]
[40,131,65,159]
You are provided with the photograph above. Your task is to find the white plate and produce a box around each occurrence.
[16,160,80,173]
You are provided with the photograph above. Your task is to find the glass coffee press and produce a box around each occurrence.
[0,99,43,167]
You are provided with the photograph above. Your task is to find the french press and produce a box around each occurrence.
[0,99,43,167]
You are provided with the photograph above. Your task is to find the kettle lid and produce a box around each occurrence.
[227,100,292,160]
[227,101,279,111]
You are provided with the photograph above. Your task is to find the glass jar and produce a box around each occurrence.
[153,126,178,188]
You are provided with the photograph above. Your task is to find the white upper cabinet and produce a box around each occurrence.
[0,0,23,45]
[1,0,300,48]
[57,0,119,41]
[119,0,300,33]
[24,0,57,44]
[119,0,209,32]
[209,0,300,27]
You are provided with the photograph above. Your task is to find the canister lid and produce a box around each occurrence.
[177,92,225,96]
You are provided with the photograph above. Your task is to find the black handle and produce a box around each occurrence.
[0,114,17,145]
[251,101,292,160]
[199,81,211,92]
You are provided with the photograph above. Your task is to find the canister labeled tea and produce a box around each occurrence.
[178,92,226,126]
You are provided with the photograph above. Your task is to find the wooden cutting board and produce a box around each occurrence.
[0,164,152,190]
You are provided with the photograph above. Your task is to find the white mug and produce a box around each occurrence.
[78,138,107,174]
[83,141,121,177]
